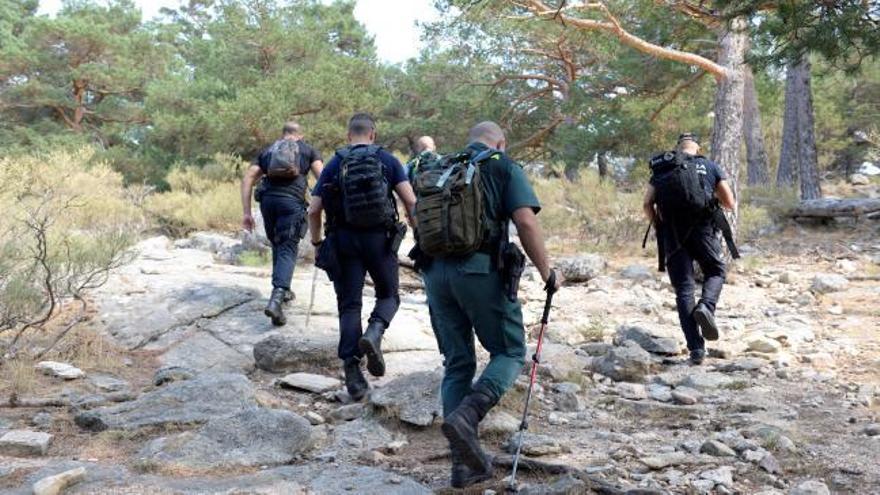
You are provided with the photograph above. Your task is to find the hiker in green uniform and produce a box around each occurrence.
[411,121,562,488]
[406,135,439,182]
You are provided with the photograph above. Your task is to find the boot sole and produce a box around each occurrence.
[693,306,719,341]
[451,468,493,489]
[441,420,490,473]
[264,308,286,326]
[358,337,385,377]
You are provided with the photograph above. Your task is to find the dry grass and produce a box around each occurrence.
[531,174,645,255]
[3,356,38,397]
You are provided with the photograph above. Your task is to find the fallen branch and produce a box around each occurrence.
[789,198,880,219]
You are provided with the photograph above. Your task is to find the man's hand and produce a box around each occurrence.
[544,269,564,293]
[242,214,255,232]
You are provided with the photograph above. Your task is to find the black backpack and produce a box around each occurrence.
[650,151,713,220]
[267,139,302,179]
[337,145,396,229]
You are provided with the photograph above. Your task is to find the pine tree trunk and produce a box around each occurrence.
[776,60,800,187]
[710,18,747,230]
[793,57,822,200]
[742,66,770,186]
[597,150,608,181]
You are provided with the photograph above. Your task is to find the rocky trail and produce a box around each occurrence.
[0,224,878,495]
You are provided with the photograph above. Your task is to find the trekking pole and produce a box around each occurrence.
[305,264,319,328]
[507,270,558,493]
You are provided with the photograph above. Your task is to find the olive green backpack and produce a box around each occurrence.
[413,148,497,257]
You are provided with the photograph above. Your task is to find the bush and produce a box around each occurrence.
[143,153,247,236]
[0,148,141,344]
[531,172,645,254]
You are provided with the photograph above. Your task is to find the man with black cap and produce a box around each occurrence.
[643,133,736,365]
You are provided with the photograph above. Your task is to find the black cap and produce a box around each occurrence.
[677,133,700,145]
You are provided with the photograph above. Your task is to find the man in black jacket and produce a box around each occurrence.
[241,121,324,326]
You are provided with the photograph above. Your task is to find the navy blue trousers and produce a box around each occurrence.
[332,228,400,360]
[259,195,306,291]
[662,222,726,352]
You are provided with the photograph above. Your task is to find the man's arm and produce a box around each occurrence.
[394,182,417,228]
[715,180,736,210]
[642,184,657,222]
[308,196,324,246]
[512,207,563,290]
[241,164,264,232]
[310,159,324,179]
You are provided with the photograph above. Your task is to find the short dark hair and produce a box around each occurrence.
[282,121,301,136]
[348,113,376,136]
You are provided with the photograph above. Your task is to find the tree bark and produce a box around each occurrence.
[776,56,822,199]
[742,66,770,186]
[709,18,748,229]
[793,57,822,200]
[597,150,609,181]
[776,60,800,187]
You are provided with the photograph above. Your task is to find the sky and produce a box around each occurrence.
[36,0,439,64]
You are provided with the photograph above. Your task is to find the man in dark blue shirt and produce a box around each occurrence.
[643,133,736,365]
[241,121,323,326]
[308,113,416,401]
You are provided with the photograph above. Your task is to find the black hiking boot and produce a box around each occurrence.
[358,319,386,377]
[264,288,287,326]
[343,357,369,402]
[441,384,497,473]
[450,447,493,488]
[693,303,719,341]
[689,349,706,366]
[283,290,295,304]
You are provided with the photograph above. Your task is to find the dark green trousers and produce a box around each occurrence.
[423,253,526,417]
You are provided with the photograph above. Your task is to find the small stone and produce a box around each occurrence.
[778,272,795,284]
[481,411,520,435]
[278,373,342,394]
[358,449,387,465]
[305,411,325,425]
[759,453,782,474]
[743,449,766,463]
[790,480,831,495]
[553,382,581,394]
[505,433,565,456]
[556,390,585,412]
[776,435,797,453]
[849,173,870,185]
[639,452,690,470]
[35,361,85,380]
[385,439,408,454]
[700,466,734,488]
[616,382,647,401]
[331,403,365,422]
[647,383,673,402]
[748,337,782,354]
[0,430,53,456]
[810,274,849,294]
[547,412,568,426]
[691,478,716,493]
[700,440,736,457]
[672,389,699,405]
[88,374,129,392]
[152,366,196,386]
[32,467,87,495]
[863,423,880,436]
[31,412,52,429]
[620,264,653,281]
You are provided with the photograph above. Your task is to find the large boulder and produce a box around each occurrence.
[593,342,655,382]
[613,325,680,356]
[138,407,314,469]
[74,373,257,431]
[556,254,606,283]
[253,334,338,373]
[370,370,442,427]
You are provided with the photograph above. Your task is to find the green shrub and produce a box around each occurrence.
[0,148,140,336]
[144,154,247,236]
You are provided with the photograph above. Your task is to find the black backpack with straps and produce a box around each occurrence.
[336,144,396,229]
